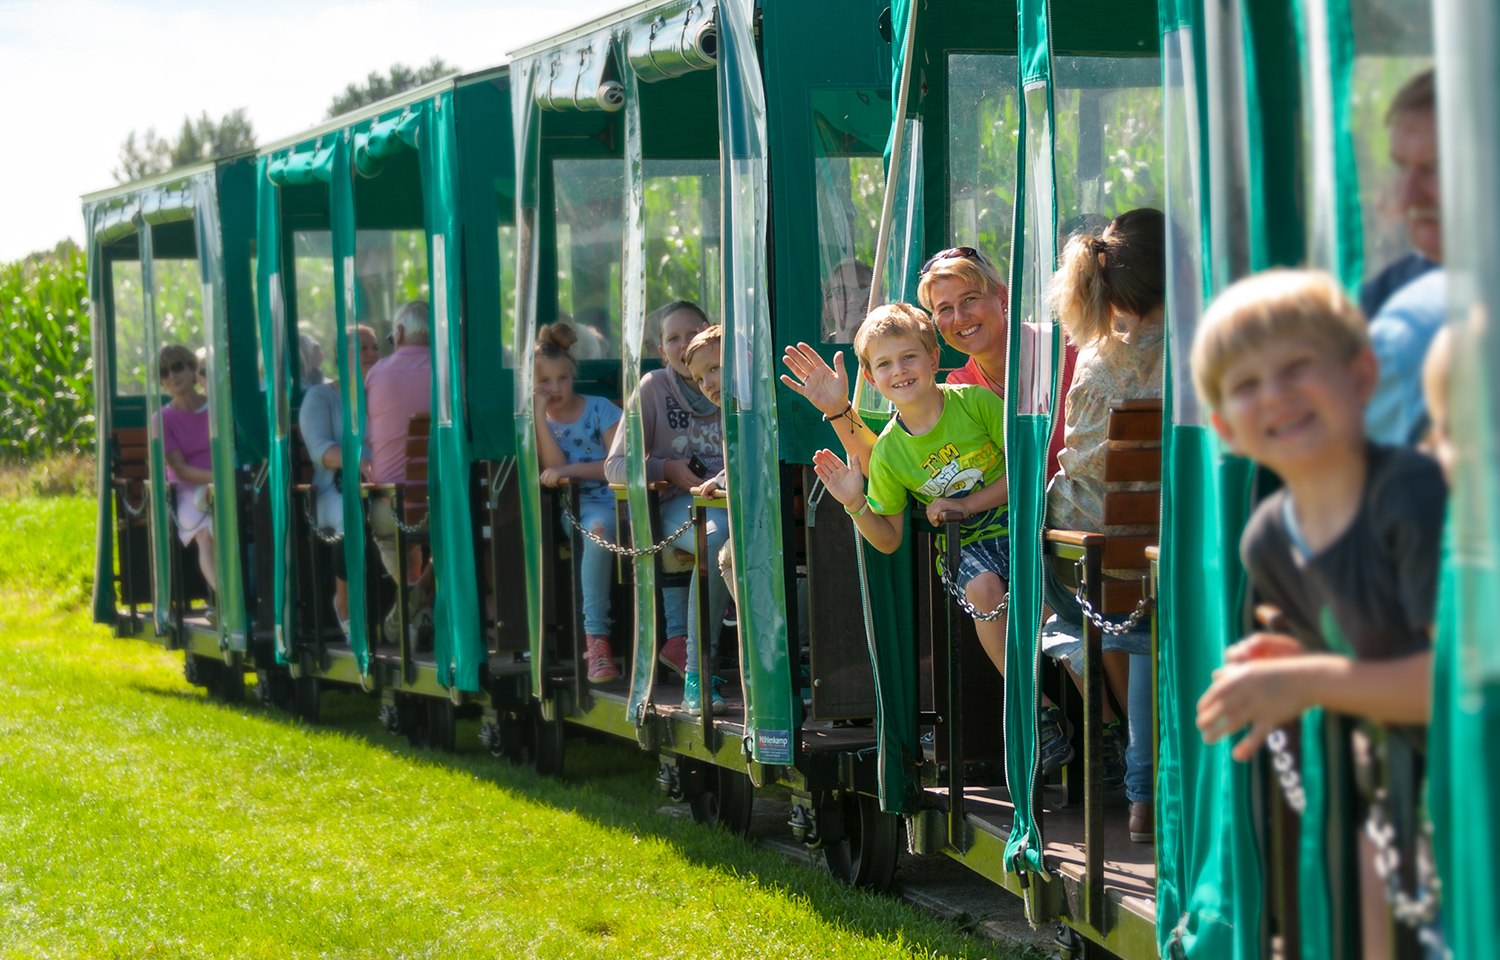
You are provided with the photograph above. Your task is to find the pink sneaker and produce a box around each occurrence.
[658,635,688,677]
[585,635,620,684]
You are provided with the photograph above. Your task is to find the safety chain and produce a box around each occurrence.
[1073,561,1154,635]
[1366,788,1442,929]
[393,511,429,536]
[251,462,269,496]
[302,499,344,544]
[119,488,148,519]
[937,565,1009,621]
[561,501,694,559]
[1264,729,1442,932]
[1266,728,1308,814]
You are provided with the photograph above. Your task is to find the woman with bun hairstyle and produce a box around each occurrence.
[1044,206,1166,843]
[534,321,624,683]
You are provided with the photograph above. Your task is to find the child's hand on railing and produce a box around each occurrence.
[924,497,967,527]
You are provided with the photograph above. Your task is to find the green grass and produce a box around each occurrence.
[0,495,1013,960]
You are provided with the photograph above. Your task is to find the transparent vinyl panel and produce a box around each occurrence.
[1015,82,1057,418]
[111,260,148,396]
[150,258,206,373]
[644,160,721,328]
[810,87,889,343]
[554,157,626,359]
[1051,56,1163,236]
[496,222,518,366]
[948,55,1021,279]
[1165,28,1206,426]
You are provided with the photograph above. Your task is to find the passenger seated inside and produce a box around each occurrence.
[364,300,435,648]
[158,343,216,618]
[299,332,328,386]
[1191,270,1447,956]
[532,321,623,684]
[603,300,727,713]
[1041,208,1165,842]
[298,325,378,644]
[682,325,731,717]
[822,258,874,343]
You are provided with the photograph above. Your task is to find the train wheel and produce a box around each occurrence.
[184,652,218,689]
[293,674,321,723]
[821,792,901,892]
[255,667,294,711]
[426,699,456,753]
[215,663,245,705]
[531,711,566,777]
[689,767,754,837]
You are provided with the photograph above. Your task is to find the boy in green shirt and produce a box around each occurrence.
[815,302,1072,770]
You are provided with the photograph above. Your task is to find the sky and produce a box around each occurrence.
[0,0,625,262]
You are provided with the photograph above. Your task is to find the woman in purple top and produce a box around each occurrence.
[157,343,216,599]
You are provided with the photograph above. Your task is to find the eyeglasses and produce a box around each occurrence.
[159,360,189,377]
[918,246,991,277]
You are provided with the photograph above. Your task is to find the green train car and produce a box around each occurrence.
[84,0,1500,957]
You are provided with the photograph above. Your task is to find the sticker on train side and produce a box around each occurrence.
[756,729,792,764]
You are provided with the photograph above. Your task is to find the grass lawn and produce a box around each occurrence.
[0,495,1015,959]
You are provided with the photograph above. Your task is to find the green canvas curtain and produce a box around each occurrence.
[858,0,923,816]
[87,199,119,626]
[716,0,799,763]
[1153,1,1265,956]
[137,216,174,636]
[254,154,297,664]
[1292,0,1363,291]
[415,91,486,693]
[1000,0,1060,879]
[1430,0,1500,954]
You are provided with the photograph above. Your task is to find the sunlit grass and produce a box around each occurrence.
[0,496,1012,959]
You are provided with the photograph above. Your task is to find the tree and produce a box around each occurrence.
[113,109,257,183]
[326,57,456,118]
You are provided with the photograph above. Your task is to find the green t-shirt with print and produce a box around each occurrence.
[865,384,1008,547]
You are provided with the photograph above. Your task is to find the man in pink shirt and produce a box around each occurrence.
[365,300,433,641]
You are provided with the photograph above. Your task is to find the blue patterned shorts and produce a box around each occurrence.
[938,533,1010,588]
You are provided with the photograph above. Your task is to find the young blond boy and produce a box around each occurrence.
[814,303,1072,760]
[1191,269,1445,759]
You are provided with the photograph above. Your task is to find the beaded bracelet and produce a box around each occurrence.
[822,402,855,424]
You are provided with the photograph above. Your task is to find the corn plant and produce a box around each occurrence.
[0,244,94,463]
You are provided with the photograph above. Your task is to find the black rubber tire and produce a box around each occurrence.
[821,792,902,892]
[293,674,321,723]
[215,663,245,705]
[426,699,456,753]
[255,667,294,711]
[689,767,755,837]
[531,711,566,777]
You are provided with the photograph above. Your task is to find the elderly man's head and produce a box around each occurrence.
[391,300,430,346]
[1387,69,1440,263]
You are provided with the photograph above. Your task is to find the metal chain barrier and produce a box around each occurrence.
[1266,728,1308,814]
[393,510,429,536]
[561,501,694,559]
[302,498,344,544]
[937,565,1009,621]
[1366,789,1442,929]
[1073,561,1154,635]
[119,487,148,519]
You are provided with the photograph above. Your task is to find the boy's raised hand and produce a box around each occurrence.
[812,448,866,508]
[781,343,851,419]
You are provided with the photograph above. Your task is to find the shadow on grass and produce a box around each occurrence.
[131,677,1001,957]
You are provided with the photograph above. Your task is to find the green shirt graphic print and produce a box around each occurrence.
[866,384,1009,548]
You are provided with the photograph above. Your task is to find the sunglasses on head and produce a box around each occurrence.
[918,246,991,277]
[160,360,189,377]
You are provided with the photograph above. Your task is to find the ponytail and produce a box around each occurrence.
[1049,207,1165,350]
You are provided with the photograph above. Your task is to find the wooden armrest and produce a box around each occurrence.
[1044,529,1106,548]
[606,480,673,494]
[936,508,964,524]
[1144,545,1160,563]
[608,482,626,491]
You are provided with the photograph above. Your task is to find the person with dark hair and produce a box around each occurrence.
[1044,207,1166,841]
[299,324,378,643]
[534,322,623,683]
[604,301,727,713]
[159,342,216,612]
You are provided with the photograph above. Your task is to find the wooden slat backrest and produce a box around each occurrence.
[403,413,431,518]
[111,428,150,483]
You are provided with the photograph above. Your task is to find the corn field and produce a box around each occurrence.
[0,245,93,464]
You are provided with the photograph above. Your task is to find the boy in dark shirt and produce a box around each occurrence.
[1189,269,1445,760]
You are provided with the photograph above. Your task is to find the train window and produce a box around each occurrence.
[1349,0,1433,276]
[356,229,430,333]
[948,55,1021,284]
[112,260,148,396]
[151,258,205,374]
[645,161,721,326]
[811,88,887,342]
[292,231,339,388]
[1052,57,1163,233]
[497,222,517,367]
[553,157,624,359]
[1162,27,1204,426]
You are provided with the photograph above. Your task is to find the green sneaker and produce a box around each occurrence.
[682,672,726,717]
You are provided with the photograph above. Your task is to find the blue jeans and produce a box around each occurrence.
[660,494,730,667]
[565,501,617,637]
[1043,559,1154,803]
